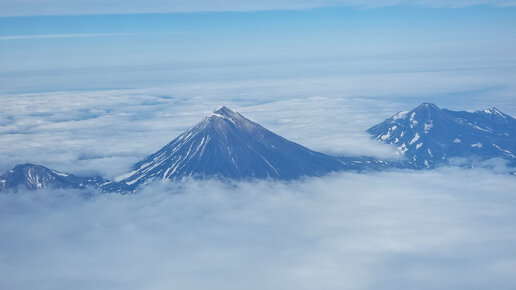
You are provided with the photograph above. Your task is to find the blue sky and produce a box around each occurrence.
[1,5,516,93]
[0,0,515,16]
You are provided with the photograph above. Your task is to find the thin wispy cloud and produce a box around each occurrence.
[0,33,139,40]
[0,0,515,16]
[0,31,194,41]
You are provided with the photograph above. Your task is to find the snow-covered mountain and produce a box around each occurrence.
[0,107,393,193]
[0,163,104,192]
[4,104,514,193]
[367,103,516,168]
[107,106,359,192]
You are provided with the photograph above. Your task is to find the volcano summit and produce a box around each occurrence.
[105,106,353,192]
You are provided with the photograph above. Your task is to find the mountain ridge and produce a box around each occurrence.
[0,163,104,192]
[106,106,365,192]
[2,104,515,193]
[367,103,516,168]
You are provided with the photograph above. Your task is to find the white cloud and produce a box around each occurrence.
[0,33,139,40]
[0,0,515,17]
[2,68,516,178]
[0,32,194,41]
[1,168,515,289]
[0,89,401,177]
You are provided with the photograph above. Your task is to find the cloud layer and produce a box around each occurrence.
[1,168,516,289]
[0,87,402,177]
[2,69,516,179]
[0,0,515,16]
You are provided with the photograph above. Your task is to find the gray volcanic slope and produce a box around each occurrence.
[108,106,350,191]
[368,103,516,168]
[0,163,103,192]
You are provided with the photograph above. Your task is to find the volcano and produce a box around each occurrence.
[110,106,350,191]
[368,103,516,168]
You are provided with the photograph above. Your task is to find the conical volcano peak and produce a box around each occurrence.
[413,103,441,113]
[213,106,239,118]
[11,163,53,175]
[113,105,351,190]
[386,103,442,123]
[207,106,259,132]
[407,103,446,122]
[210,106,243,122]
[13,163,38,170]
[214,105,232,114]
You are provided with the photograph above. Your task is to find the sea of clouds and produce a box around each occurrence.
[1,67,516,289]
[2,67,516,177]
[1,168,516,289]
